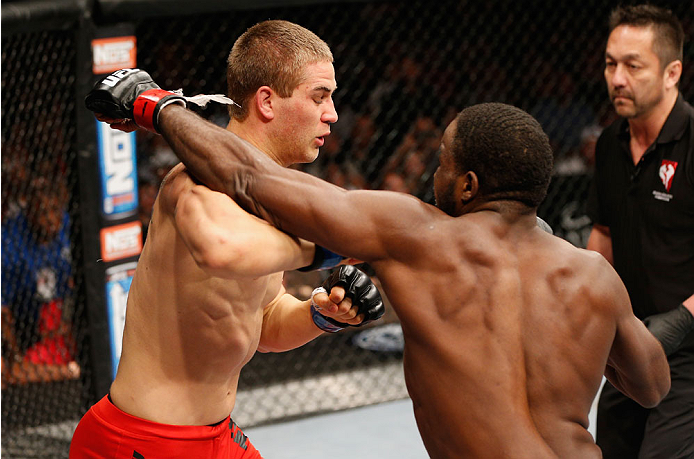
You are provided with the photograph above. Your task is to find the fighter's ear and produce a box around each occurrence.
[254,86,275,121]
[459,171,479,204]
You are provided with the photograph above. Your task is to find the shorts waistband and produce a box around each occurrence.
[92,395,232,440]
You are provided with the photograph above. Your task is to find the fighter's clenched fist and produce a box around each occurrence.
[310,265,385,333]
[85,68,185,133]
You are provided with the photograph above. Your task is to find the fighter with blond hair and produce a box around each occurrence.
[71,20,384,458]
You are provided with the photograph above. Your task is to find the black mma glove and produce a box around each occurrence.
[643,304,694,356]
[310,265,385,333]
[84,68,186,133]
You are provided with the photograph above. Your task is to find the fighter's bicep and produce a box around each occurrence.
[608,313,652,372]
[244,167,434,265]
[600,264,642,368]
[175,186,309,277]
[601,260,667,405]
[312,189,436,264]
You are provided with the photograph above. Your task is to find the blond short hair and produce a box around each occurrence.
[226,20,333,120]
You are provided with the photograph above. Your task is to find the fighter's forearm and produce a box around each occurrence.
[158,105,260,196]
[604,362,668,409]
[156,104,409,264]
[158,104,297,235]
[258,294,322,353]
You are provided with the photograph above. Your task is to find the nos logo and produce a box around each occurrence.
[91,36,136,74]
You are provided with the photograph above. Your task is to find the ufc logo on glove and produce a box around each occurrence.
[102,68,140,88]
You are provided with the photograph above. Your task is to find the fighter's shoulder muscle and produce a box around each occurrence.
[158,163,195,214]
[162,164,274,229]
[352,190,449,263]
[562,244,628,316]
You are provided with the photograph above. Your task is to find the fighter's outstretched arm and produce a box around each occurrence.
[157,105,435,265]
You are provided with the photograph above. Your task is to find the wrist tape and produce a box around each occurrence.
[298,245,345,272]
[310,304,346,333]
[309,286,346,333]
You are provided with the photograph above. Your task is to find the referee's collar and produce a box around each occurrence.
[618,93,689,145]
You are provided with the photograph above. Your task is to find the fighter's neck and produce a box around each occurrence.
[465,199,536,218]
[226,119,284,166]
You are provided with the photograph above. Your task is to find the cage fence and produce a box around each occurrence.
[2,0,693,457]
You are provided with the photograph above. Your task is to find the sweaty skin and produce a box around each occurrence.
[156,105,669,458]
[110,163,356,426]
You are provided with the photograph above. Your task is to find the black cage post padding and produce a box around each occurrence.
[74,20,115,401]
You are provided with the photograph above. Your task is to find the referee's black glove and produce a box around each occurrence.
[643,304,694,356]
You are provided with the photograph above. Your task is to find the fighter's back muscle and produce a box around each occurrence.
[375,217,611,457]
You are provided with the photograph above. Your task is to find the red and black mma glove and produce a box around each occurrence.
[311,265,385,333]
[644,304,694,356]
[84,68,186,133]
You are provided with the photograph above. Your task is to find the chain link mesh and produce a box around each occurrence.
[2,29,90,458]
[2,0,693,457]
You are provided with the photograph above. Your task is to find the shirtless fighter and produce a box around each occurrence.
[70,21,384,459]
[87,70,672,458]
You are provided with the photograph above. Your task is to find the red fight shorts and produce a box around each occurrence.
[69,395,262,459]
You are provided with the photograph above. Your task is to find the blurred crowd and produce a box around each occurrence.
[2,140,80,387]
[9,0,675,387]
[135,59,605,236]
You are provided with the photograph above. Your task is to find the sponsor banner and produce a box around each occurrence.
[97,121,138,218]
[100,221,142,262]
[105,261,137,378]
[91,36,137,74]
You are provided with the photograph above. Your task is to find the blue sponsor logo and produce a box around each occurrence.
[97,122,138,218]
[105,262,137,378]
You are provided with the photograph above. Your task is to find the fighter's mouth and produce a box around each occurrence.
[316,132,330,146]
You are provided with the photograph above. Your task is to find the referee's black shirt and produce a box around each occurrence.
[587,93,694,319]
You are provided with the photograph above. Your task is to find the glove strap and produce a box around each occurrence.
[133,89,186,133]
[310,304,346,333]
[298,245,345,272]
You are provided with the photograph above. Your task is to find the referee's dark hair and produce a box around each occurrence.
[608,4,684,70]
